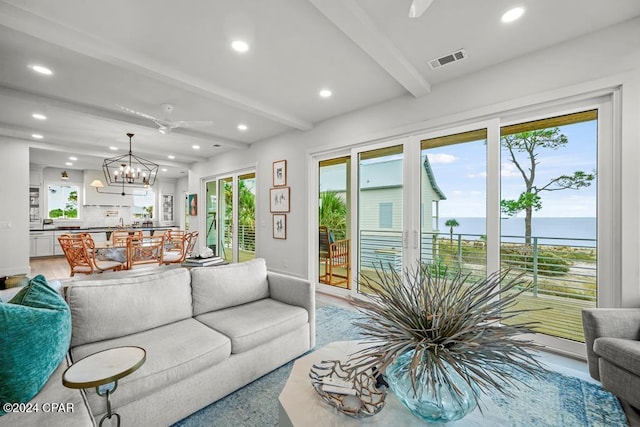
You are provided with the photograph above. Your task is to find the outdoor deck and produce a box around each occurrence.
[505,292,592,342]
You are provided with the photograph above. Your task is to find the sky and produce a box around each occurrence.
[319,119,598,218]
[426,119,597,218]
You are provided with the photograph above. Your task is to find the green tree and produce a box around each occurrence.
[501,128,595,244]
[319,191,347,237]
[445,218,459,243]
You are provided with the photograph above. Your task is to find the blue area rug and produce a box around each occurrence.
[172,305,626,427]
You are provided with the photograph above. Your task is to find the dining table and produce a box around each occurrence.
[93,241,128,264]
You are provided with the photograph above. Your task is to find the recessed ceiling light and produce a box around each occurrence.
[32,113,47,120]
[192,145,200,150]
[237,124,248,131]
[319,89,332,98]
[109,146,118,151]
[29,64,53,75]
[69,156,78,161]
[65,162,73,166]
[31,134,43,139]
[502,7,524,23]
[231,40,250,53]
[161,168,168,172]
[167,155,175,159]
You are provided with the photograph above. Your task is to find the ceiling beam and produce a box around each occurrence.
[0,122,201,166]
[309,0,431,98]
[0,84,250,150]
[0,2,314,131]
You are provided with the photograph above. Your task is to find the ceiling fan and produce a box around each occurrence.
[408,0,435,18]
[119,103,214,134]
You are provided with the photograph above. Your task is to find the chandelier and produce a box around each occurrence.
[99,133,159,195]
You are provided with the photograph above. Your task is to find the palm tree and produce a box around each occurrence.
[319,191,347,238]
[445,218,460,242]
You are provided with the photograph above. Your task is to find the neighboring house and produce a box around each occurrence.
[320,156,446,268]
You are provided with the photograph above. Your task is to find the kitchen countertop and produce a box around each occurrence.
[30,226,177,232]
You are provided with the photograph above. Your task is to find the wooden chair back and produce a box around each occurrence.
[186,231,199,257]
[58,234,94,276]
[164,229,187,253]
[161,231,191,265]
[127,235,165,268]
[112,230,142,247]
[318,226,350,287]
[58,233,124,276]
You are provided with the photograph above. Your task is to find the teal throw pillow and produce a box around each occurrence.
[0,275,71,415]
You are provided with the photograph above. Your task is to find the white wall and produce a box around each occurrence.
[0,139,30,276]
[190,18,640,304]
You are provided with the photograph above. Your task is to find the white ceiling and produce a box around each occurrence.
[1,0,639,178]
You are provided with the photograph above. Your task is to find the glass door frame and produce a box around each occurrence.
[201,167,256,264]
[309,95,618,357]
[410,119,501,276]
[310,148,353,296]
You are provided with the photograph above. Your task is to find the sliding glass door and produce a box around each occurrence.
[499,111,599,345]
[204,170,256,264]
[318,156,351,289]
[419,128,488,280]
[313,96,613,356]
[354,143,406,293]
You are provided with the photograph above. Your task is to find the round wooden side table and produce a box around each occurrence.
[63,346,146,427]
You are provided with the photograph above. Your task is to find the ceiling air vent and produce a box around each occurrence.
[427,49,467,70]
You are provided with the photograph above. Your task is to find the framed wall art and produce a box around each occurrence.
[270,187,290,212]
[273,160,287,187]
[273,214,286,239]
[189,193,198,216]
[162,194,174,222]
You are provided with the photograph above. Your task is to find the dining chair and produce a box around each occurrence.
[58,234,124,276]
[186,231,199,257]
[112,230,142,247]
[127,235,165,269]
[164,229,187,253]
[162,231,190,265]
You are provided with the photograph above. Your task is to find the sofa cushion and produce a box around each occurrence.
[71,318,231,415]
[66,268,193,347]
[594,337,640,377]
[191,258,270,315]
[0,275,71,414]
[195,298,309,353]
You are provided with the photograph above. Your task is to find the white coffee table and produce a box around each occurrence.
[278,341,507,427]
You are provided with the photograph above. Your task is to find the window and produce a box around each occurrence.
[379,202,393,228]
[133,188,154,220]
[47,184,79,219]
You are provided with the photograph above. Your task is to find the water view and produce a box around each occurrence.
[438,217,596,247]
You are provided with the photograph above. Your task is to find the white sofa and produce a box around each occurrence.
[0,259,315,426]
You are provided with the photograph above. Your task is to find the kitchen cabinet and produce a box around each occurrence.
[30,231,54,257]
[29,187,40,222]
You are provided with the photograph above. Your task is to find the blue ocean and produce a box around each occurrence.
[437,217,596,247]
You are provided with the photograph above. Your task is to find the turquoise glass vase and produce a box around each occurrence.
[385,351,479,422]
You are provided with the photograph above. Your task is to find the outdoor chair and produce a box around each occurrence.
[58,233,124,276]
[319,225,350,287]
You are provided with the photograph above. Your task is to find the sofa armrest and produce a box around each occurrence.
[268,271,316,348]
[582,308,640,380]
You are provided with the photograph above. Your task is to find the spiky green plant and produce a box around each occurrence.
[349,263,547,404]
